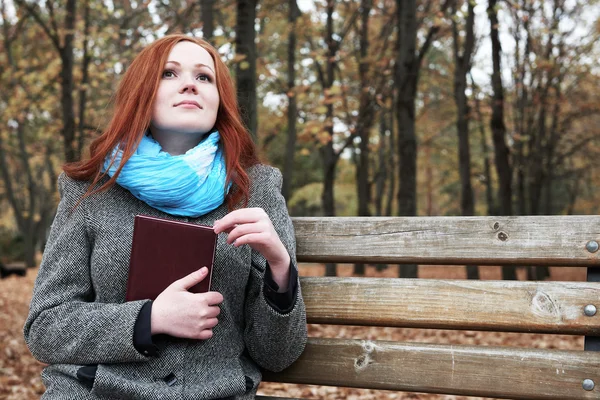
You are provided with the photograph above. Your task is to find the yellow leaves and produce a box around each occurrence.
[299,119,333,147]
[239,61,250,71]
[231,53,248,63]
[315,105,328,114]
[299,148,310,156]
[323,96,342,105]
[317,131,332,145]
[328,85,342,96]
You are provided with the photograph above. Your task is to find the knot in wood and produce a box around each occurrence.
[497,231,508,241]
[354,354,372,372]
[493,222,500,230]
[531,290,560,320]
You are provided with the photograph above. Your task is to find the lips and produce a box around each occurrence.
[174,100,202,109]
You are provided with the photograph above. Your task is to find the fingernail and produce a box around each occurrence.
[200,267,208,274]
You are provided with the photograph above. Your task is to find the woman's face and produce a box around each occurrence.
[150,41,220,140]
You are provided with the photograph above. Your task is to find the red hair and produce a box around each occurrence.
[64,34,259,210]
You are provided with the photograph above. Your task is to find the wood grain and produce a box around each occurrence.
[300,277,600,334]
[292,216,600,266]
[263,338,600,400]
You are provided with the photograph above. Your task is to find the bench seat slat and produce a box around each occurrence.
[263,338,600,400]
[301,277,600,334]
[293,216,600,266]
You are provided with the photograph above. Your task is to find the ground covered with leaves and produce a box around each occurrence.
[0,265,585,399]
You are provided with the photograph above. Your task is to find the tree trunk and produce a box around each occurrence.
[451,0,477,280]
[395,0,418,219]
[544,84,561,215]
[488,0,515,280]
[451,0,475,218]
[375,116,390,272]
[282,0,299,202]
[488,0,512,216]
[22,231,36,268]
[201,0,215,41]
[235,0,258,140]
[512,2,530,216]
[385,110,395,217]
[529,85,548,215]
[395,0,449,278]
[322,142,336,277]
[395,0,418,278]
[354,0,374,276]
[375,111,388,217]
[61,0,77,163]
[322,0,337,277]
[471,75,494,215]
[356,0,374,218]
[77,0,91,159]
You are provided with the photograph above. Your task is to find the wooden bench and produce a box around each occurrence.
[258,216,600,400]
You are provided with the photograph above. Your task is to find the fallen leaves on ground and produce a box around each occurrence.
[0,265,585,399]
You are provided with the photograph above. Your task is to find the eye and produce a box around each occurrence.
[197,73,212,82]
[162,70,176,78]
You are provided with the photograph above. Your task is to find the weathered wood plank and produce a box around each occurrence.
[301,277,600,334]
[263,338,600,400]
[292,216,600,266]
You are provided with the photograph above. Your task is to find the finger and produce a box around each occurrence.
[196,329,213,340]
[201,291,224,305]
[203,306,221,319]
[224,222,266,244]
[202,318,218,330]
[171,267,208,291]
[229,232,271,247]
[213,208,265,233]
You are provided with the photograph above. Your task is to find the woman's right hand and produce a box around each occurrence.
[150,267,223,340]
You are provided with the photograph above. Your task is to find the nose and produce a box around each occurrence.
[179,76,198,94]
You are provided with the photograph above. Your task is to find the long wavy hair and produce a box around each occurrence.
[64,34,259,210]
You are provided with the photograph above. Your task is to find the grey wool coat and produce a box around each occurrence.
[23,165,307,400]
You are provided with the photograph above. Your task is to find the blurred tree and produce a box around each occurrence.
[15,0,78,163]
[201,0,215,41]
[488,0,516,280]
[395,0,450,278]
[236,0,259,139]
[450,0,477,279]
[282,0,300,201]
[0,5,58,266]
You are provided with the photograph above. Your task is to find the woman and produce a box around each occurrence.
[24,34,307,399]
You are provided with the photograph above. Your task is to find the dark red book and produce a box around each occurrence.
[125,215,217,301]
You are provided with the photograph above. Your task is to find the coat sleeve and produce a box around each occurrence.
[23,174,151,365]
[243,166,307,372]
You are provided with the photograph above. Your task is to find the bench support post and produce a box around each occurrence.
[585,267,600,351]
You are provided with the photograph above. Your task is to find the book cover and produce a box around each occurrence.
[125,215,217,301]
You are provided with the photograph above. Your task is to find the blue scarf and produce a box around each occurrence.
[102,131,228,217]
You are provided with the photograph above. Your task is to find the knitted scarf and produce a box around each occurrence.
[102,131,228,217]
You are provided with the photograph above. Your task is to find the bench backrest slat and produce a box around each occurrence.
[293,216,600,266]
[301,277,600,334]
[263,338,600,400]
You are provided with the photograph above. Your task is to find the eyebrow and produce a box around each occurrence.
[165,60,215,74]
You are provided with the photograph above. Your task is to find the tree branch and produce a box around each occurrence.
[15,0,61,51]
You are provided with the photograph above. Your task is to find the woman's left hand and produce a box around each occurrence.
[213,208,291,281]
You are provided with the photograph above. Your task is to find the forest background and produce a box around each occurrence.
[1,0,600,398]
[1,0,600,277]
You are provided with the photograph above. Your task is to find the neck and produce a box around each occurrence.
[149,130,206,155]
